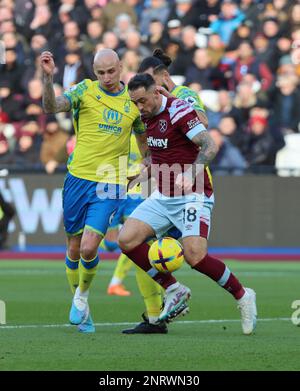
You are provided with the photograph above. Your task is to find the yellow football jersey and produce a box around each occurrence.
[127,134,143,195]
[64,79,144,184]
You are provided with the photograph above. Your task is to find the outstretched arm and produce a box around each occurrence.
[40,51,71,113]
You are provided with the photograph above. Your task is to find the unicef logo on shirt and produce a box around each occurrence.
[103,109,123,125]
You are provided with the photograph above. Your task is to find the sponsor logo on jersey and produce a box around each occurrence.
[103,109,123,125]
[147,136,168,149]
[99,109,123,135]
[187,118,200,129]
[185,96,196,106]
[98,123,122,135]
[159,119,168,133]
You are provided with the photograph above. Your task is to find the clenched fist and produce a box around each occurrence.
[40,51,55,76]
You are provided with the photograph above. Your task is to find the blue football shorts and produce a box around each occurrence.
[62,172,126,236]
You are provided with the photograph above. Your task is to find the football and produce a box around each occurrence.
[148,237,184,273]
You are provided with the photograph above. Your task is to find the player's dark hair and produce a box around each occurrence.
[128,73,156,91]
[138,48,172,73]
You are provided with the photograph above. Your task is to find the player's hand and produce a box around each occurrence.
[40,51,55,76]
[127,165,150,191]
[175,170,194,193]
[156,86,172,98]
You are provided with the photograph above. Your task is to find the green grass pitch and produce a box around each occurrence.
[0,260,299,371]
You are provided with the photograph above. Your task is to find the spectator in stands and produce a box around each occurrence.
[81,20,104,55]
[113,13,136,45]
[101,31,120,51]
[227,19,253,51]
[120,50,140,84]
[0,48,24,93]
[184,48,224,89]
[206,33,226,67]
[139,0,170,37]
[1,32,28,65]
[210,0,245,45]
[24,78,45,130]
[0,190,15,250]
[169,25,198,75]
[60,50,86,90]
[253,32,277,72]
[167,0,201,29]
[118,30,151,58]
[100,0,137,31]
[207,89,236,129]
[26,4,53,41]
[209,128,248,175]
[218,115,245,151]
[0,80,26,122]
[40,116,69,174]
[271,74,300,134]
[242,114,284,167]
[145,19,167,52]
[0,111,16,152]
[239,0,262,25]
[14,120,42,166]
[231,41,273,92]
[288,3,300,35]
[197,0,221,28]
[166,19,183,44]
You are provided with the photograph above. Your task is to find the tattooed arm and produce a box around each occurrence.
[191,130,218,166]
[175,130,218,192]
[43,76,71,113]
[40,51,71,113]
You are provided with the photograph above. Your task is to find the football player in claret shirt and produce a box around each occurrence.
[40,49,146,333]
[118,73,257,335]
[123,49,210,334]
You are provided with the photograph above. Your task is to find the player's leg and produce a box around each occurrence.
[118,196,191,322]
[122,264,166,334]
[181,199,257,335]
[62,173,89,326]
[106,201,133,296]
[107,252,133,296]
[65,234,81,294]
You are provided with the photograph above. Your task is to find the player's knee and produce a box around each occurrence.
[184,246,206,267]
[118,232,134,253]
[80,244,98,260]
[68,244,80,260]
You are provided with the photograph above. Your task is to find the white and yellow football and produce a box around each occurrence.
[148,237,184,273]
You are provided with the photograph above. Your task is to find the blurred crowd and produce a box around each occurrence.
[1,0,300,175]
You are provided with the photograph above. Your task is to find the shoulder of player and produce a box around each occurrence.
[166,97,197,125]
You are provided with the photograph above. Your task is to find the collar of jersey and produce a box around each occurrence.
[157,95,167,115]
[170,85,179,94]
[98,81,126,96]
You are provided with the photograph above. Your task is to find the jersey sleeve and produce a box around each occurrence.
[175,87,205,113]
[63,79,89,110]
[169,99,206,140]
[132,116,145,134]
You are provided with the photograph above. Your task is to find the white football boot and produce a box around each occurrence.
[237,287,257,335]
[159,283,191,322]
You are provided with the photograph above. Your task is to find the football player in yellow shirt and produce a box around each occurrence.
[40,49,146,333]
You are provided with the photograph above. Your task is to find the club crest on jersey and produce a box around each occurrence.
[159,119,168,133]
